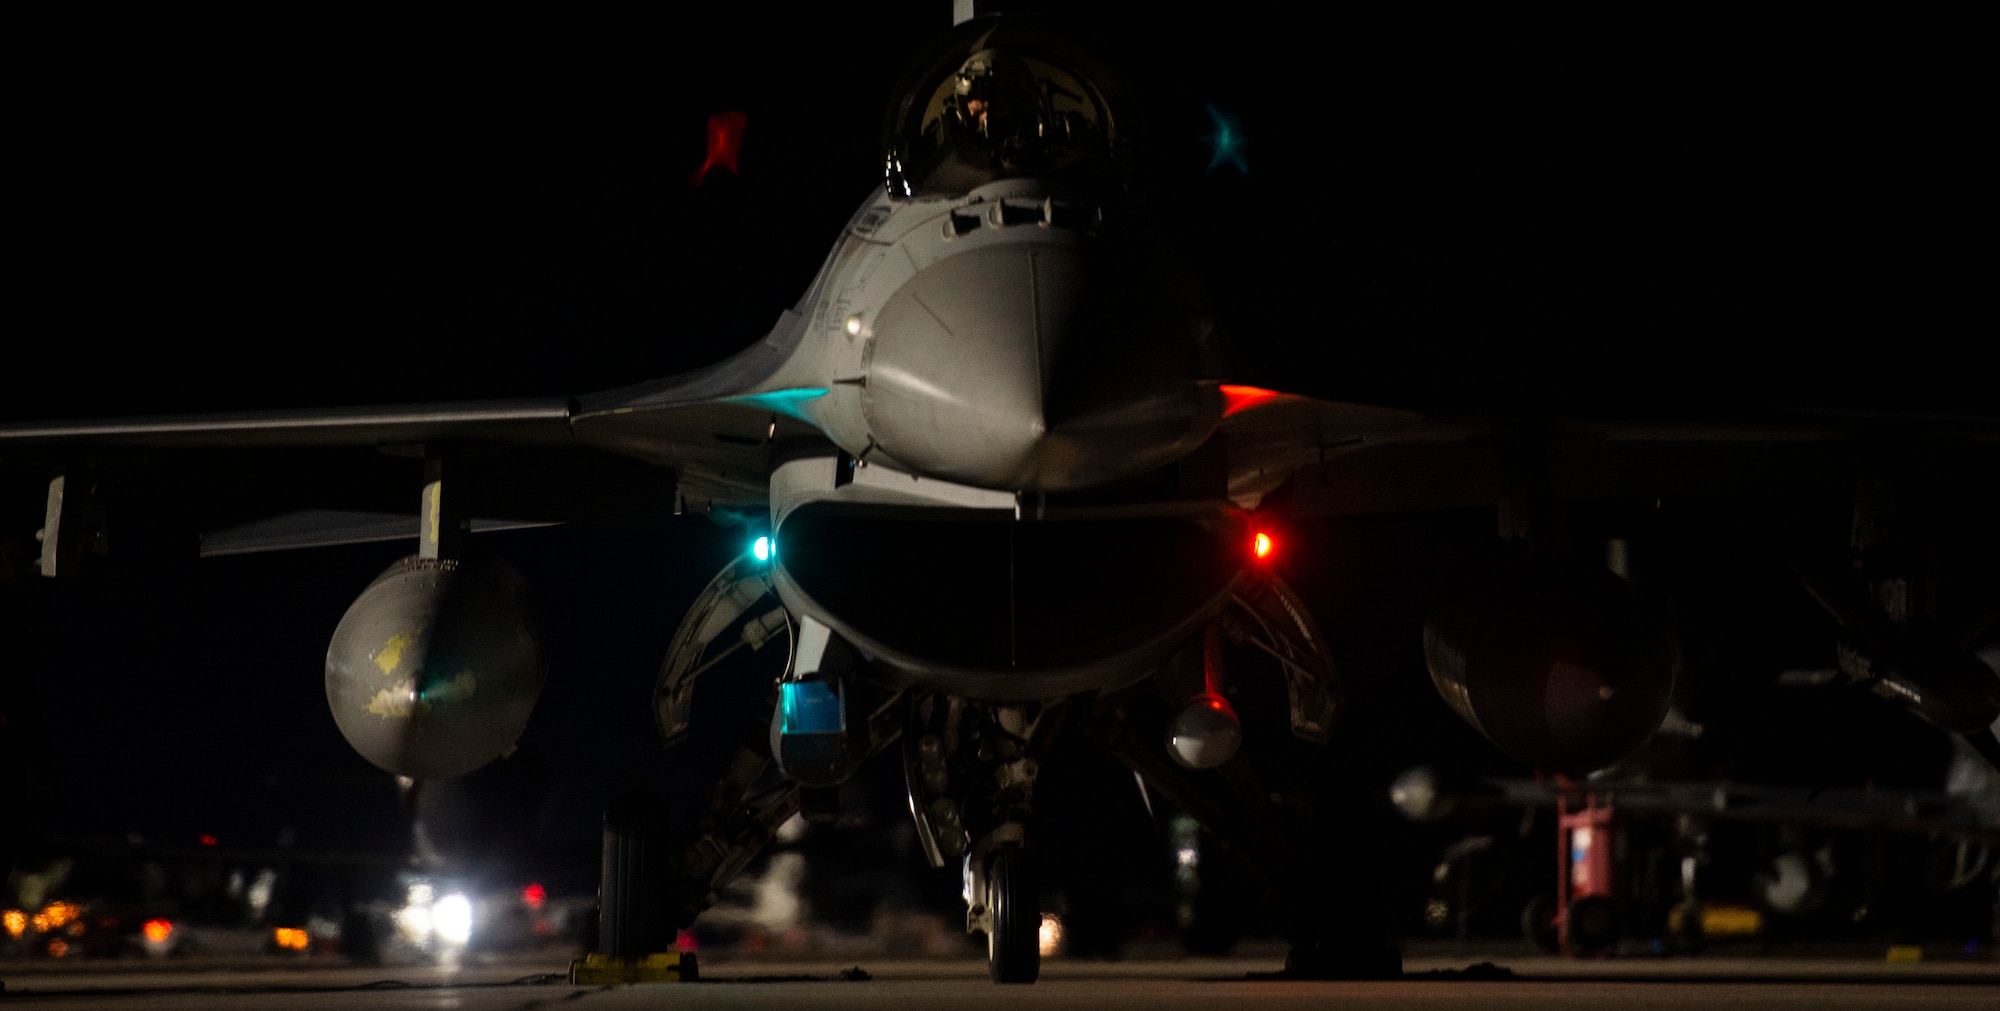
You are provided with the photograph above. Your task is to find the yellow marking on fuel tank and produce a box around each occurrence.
[367,681,418,718]
[373,634,413,676]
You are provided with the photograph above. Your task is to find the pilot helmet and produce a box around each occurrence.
[949,49,1041,142]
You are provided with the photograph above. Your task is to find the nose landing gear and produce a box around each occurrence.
[905,697,1061,983]
[978,845,1040,983]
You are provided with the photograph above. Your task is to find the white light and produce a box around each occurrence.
[246,869,276,920]
[844,315,863,336]
[1038,913,1063,956]
[753,536,771,562]
[396,904,434,945]
[434,894,473,947]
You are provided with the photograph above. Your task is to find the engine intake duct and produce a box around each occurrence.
[1424,556,1676,774]
[775,503,1242,675]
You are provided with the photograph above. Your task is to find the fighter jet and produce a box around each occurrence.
[5,5,1996,984]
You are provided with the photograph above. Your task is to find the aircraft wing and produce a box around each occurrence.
[0,314,831,524]
[0,398,580,450]
[1217,389,2000,517]
[0,346,854,573]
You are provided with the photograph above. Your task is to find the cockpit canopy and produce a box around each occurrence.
[883,16,1132,199]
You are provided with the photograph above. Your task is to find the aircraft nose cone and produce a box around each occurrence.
[864,242,1056,487]
[863,238,1217,491]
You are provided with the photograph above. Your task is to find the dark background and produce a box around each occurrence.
[2,2,1987,942]
[8,2,1985,418]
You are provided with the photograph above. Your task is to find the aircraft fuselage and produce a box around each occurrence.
[750,180,1246,700]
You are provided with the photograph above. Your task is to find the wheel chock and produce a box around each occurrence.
[569,951,699,984]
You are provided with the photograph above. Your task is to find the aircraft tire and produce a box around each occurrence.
[1564,895,1619,956]
[598,790,673,960]
[987,847,1041,984]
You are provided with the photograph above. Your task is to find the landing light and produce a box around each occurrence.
[752,536,773,562]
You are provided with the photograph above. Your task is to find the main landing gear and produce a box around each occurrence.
[586,554,1400,983]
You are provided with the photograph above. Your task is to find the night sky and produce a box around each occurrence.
[3,2,1986,924]
[12,3,1983,416]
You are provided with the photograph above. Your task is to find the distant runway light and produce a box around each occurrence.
[435,894,473,947]
[1039,913,1064,956]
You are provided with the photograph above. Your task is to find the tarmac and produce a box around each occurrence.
[3,942,1995,1010]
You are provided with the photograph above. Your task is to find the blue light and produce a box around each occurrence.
[1203,103,1249,175]
[752,536,771,562]
[727,387,829,422]
[779,679,844,735]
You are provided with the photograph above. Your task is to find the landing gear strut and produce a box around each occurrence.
[904,696,1062,982]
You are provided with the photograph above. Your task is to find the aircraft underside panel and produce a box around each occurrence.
[771,502,1246,699]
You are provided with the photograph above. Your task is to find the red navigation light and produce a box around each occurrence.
[1253,532,1273,559]
[522,882,547,911]
[142,919,174,943]
[197,834,219,847]
[1220,384,1281,418]
[690,110,747,189]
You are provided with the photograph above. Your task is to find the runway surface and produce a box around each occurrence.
[4,948,1995,1010]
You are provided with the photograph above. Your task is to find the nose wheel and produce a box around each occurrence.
[983,846,1040,983]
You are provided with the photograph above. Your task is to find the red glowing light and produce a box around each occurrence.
[1220,384,1282,418]
[1253,532,1273,559]
[522,882,547,910]
[690,110,747,189]
[197,834,219,847]
[142,919,174,943]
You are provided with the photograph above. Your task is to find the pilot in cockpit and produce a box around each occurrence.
[886,33,1119,199]
[944,50,1046,168]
